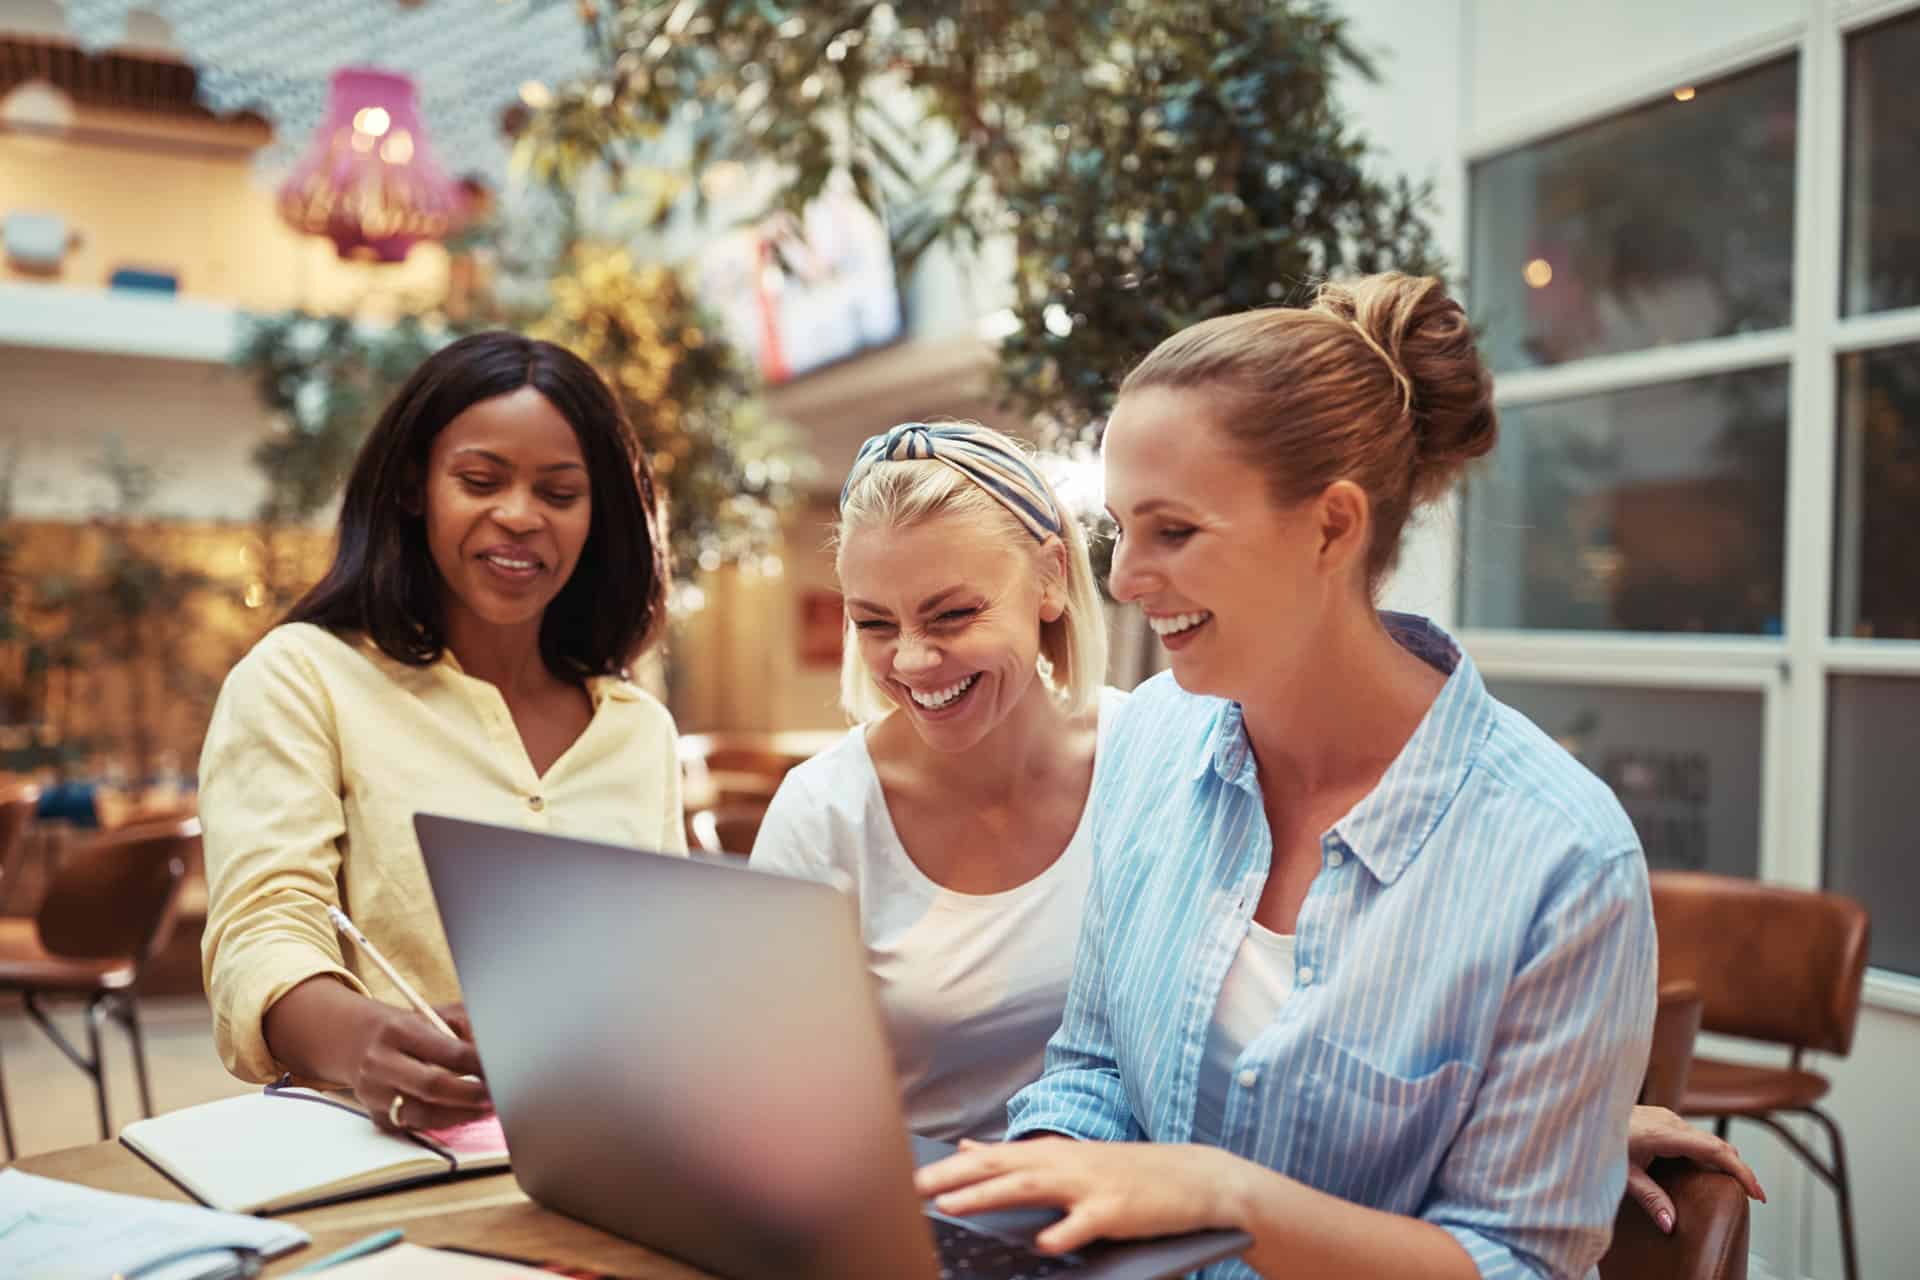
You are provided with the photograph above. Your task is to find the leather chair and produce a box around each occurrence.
[1643,979,1705,1110]
[1651,871,1870,1280]
[0,780,40,912]
[1599,1160,1750,1280]
[678,732,817,811]
[0,780,39,1157]
[687,802,770,860]
[1597,977,1745,1278]
[0,815,197,1158]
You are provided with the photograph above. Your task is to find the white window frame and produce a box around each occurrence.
[1456,0,1920,1015]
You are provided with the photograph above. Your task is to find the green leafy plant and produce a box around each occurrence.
[532,0,1443,434]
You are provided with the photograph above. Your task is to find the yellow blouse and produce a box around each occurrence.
[199,622,685,1082]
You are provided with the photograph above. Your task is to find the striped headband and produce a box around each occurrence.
[838,422,1064,543]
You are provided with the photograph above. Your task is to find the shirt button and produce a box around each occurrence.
[526,795,545,812]
[1237,1068,1258,1088]
[1327,850,1344,869]
[1297,966,1314,986]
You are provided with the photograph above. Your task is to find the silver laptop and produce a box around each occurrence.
[415,813,1250,1280]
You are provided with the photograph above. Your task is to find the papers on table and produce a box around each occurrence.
[0,1167,308,1279]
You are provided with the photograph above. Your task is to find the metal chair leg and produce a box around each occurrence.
[0,1042,14,1162]
[84,997,109,1140]
[1805,1106,1860,1280]
[117,995,155,1120]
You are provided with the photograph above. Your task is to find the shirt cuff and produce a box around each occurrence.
[1434,1222,1556,1280]
[213,948,369,1083]
[1004,1086,1139,1145]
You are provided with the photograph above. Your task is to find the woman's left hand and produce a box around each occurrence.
[914,1137,1250,1255]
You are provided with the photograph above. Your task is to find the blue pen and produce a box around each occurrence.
[289,1228,404,1274]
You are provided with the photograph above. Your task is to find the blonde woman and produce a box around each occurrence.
[749,422,1116,1141]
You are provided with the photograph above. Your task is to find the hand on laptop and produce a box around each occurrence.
[916,1136,1249,1255]
[356,1000,492,1132]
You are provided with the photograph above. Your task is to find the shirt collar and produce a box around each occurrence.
[433,643,643,704]
[1191,613,1497,885]
[1192,699,1257,788]
[1331,614,1495,884]
[588,674,643,703]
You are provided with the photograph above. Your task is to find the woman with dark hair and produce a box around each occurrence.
[199,331,682,1134]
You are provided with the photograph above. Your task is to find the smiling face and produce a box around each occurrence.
[837,509,1065,752]
[422,385,593,639]
[1103,384,1362,705]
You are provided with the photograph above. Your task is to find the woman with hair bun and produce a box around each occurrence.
[918,274,1660,1279]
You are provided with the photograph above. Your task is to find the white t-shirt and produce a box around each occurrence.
[749,687,1127,1141]
[1190,922,1296,1147]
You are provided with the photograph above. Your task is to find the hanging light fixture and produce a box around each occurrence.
[276,67,468,263]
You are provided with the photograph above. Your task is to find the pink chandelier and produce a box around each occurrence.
[276,67,468,264]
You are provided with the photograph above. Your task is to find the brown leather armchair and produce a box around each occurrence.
[0,780,39,910]
[687,802,770,860]
[1642,979,1705,1110]
[0,815,197,1158]
[1651,871,1870,1280]
[1600,1159,1750,1280]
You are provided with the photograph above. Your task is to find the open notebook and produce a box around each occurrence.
[119,1083,509,1214]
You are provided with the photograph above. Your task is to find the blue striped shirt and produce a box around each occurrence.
[1006,615,1656,1280]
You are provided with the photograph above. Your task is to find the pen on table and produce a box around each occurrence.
[290,1228,405,1274]
[325,906,460,1041]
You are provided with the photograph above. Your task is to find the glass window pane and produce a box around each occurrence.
[1485,679,1762,879]
[1469,57,1797,373]
[1843,11,1920,316]
[1825,676,1920,978]
[1833,343,1920,639]
[1461,366,1788,634]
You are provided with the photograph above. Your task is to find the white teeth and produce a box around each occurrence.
[909,673,979,709]
[1148,611,1212,636]
[483,553,538,571]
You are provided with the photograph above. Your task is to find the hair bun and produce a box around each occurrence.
[1313,272,1497,501]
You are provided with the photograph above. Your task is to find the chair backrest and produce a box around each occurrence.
[679,733,809,786]
[0,779,41,903]
[688,802,771,858]
[1642,979,1704,1110]
[1599,1162,1750,1280]
[1650,871,1871,1056]
[36,815,198,965]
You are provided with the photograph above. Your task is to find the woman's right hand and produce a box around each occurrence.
[350,1001,492,1132]
[1626,1105,1766,1233]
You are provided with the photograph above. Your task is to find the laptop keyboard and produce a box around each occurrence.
[931,1215,1086,1278]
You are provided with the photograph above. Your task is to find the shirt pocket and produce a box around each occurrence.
[1295,1034,1481,1211]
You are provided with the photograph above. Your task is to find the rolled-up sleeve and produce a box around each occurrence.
[1426,848,1657,1279]
[1004,835,1145,1144]
[198,632,367,1082]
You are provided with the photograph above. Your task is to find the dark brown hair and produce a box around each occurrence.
[286,330,669,678]
[1119,271,1497,585]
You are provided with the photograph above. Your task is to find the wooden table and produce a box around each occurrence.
[12,1140,717,1277]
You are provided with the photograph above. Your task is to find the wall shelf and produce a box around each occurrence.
[0,281,241,363]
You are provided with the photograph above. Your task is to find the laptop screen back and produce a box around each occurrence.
[415,813,938,1280]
